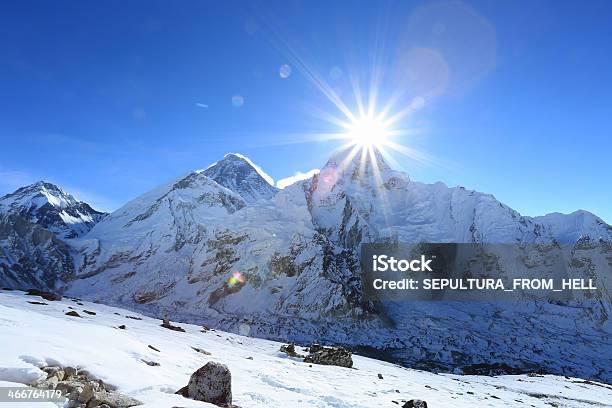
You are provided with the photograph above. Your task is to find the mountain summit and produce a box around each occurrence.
[0,181,107,239]
[202,153,278,203]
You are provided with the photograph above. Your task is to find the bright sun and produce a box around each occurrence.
[347,115,390,148]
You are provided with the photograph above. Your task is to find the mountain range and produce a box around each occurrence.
[1,150,611,382]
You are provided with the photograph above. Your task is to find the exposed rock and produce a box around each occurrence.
[279,343,303,358]
[78,383,96,403]
[462,362,523,376]
[26,289,62,301]
[117,325,126,330]
[64,366,78,379]
[83,310,97,315]
[27,301,48,305]
[86,389,142,407]
[177,362,232,407]
[65,310,82,318]
[43,366,65,381]
[378,373,383,379]
[161,315,186,332]
[148,345,160,352]
[32,375,59,389]
[30,365,141,408]
[403,400,428,408]
[303,344,353,368]
[141,360,160,367]
[192,346,211,355]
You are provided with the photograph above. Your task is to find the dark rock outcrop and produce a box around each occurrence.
[403,400,428,408]
[303,343,353,368]
[161,316,185,332]
[176,362,232,407]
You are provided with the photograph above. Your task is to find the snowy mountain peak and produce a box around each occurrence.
[3,181,77,209]
[202,153,278,203]
[323,146,394,182]
[532,209,612,243]
[0,181,107,239]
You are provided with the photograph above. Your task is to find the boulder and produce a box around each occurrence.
[303,345,353,368]
[178,362,232,407]
[42,366,65,381]
[279,343,301,358]
[403,400,428,408]
[86,390,141,407]
[64,366,78,379]
[56,380,84,395]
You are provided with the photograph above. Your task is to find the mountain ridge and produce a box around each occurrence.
[1,149,611,382]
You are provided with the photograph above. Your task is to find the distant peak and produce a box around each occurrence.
[12,181,66,197]
[324,146,392,174]
[204,152,275,187]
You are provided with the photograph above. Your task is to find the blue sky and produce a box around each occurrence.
[1,0,610,222]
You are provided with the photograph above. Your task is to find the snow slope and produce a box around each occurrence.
[1,289,611,408]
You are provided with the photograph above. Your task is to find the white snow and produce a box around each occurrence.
[1,290,611,408]
[276,169,320,189]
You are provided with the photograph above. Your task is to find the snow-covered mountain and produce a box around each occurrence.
[0,181,107,239]
[1,150,611,383]
[202,153,278,203]
[0,182,106,290]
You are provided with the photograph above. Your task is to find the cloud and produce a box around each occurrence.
[195,102,209,108]
[276,169,320,189]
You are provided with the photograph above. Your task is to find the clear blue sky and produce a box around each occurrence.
[1,0,610,222]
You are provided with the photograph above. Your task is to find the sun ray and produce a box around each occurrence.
[245,7,437,176]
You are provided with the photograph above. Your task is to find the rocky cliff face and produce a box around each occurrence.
[0,213,74,290]
[202,153,278,203]
[1,150,611,382]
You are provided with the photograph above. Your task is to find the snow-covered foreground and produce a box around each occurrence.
[1,290,611,408]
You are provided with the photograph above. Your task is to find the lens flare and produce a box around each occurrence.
[227,271,245,288]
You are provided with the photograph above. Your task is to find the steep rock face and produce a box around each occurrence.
[0,213,74,290]
[0,181,107,239]
[202,153,278,203]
